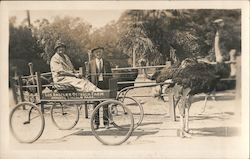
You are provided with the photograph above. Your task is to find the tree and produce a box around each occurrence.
[9,16,49,78]
[33,16,92,69]
[117,10,163,66]
[115,9,241,64]
[89,21,130,67]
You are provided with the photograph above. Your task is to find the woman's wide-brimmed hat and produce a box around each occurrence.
[54,40,66,51]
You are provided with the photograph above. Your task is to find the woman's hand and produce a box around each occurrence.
[75,73,82,78]
[59,71,78,78]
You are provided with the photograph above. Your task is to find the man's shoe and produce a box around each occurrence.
[104,125,109,129]
[93,125,99,130]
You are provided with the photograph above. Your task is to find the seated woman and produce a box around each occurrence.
[50,40,102,92]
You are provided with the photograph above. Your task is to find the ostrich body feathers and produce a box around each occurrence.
[155,58,226,95]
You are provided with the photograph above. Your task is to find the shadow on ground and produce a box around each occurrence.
[192,126,240,137]
[192,95,235,103]
[72,129,159,137]
[188,112,234,121]
[138,122,163,126]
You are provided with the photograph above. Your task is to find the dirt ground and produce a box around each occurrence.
[4,79,246,159]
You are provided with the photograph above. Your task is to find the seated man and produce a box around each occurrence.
[50,40,101,92]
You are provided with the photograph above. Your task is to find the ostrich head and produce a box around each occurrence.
[138,57,147,66]
[152,85,162,97]
[180,58,197,69]
[213,19,224,29]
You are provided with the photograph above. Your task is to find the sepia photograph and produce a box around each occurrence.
[0,1,249,159]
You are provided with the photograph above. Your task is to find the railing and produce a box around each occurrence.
[111,65,169,71]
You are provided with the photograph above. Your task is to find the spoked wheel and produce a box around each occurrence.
[117,96,144,129]
[90,100,134,145]
[9,102,45,143]
[50,102,79,130]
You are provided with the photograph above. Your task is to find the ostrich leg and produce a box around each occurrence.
[179,100,191,138]
[202,95,209,113]
[179,96,189,138]
[180,114,185,138]
[180,88,192,138]
[185,96,192,132]
[184,107,189,132]
[202,90,216,113]
[183,107,192,138]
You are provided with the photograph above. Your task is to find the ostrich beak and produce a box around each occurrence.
[162,85,169,94]
[164,79,173,84]
[213,19,224,28]
[152,85,161,97]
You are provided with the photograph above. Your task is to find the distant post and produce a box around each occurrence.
[84,62,89,119]
[11,66,18,104]
[229,49,237,77]
[235,56,241,119]
[133,49,136,67]
[236,56,241,100]
[88,50,92,62]
[26,10,31,28]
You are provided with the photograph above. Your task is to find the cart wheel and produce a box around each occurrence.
[9,102,45,143]
[91,100,134,145]
[50,102,79,130]
[117,96,144,129]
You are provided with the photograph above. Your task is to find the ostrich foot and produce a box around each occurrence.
[184,129,193,134]
[179,130,192,138]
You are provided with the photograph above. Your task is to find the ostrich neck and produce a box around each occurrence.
[214,31,223,63]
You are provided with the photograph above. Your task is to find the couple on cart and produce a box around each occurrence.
[50,40,112,130]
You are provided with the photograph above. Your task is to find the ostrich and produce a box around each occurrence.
[143,19,232,137]
[154,57,226,137]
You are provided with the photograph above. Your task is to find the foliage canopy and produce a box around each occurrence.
[9,9,241,77]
